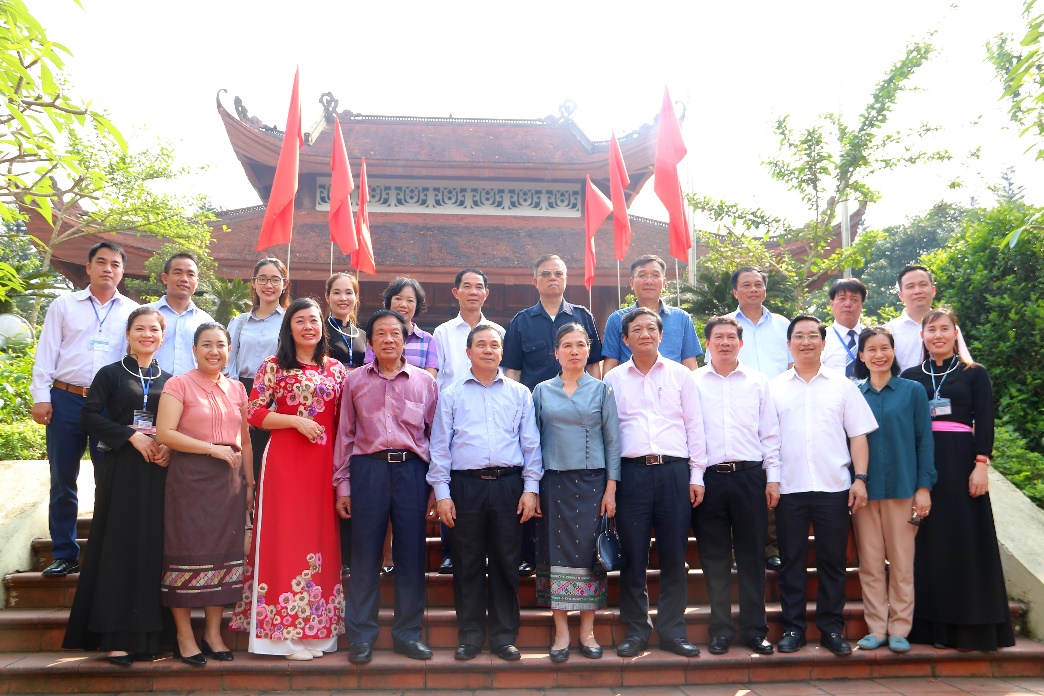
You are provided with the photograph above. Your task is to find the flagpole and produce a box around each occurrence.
[589,287,593,312]
[330,242,334,277]
[674,258,681,307]
[616,261,622,308]
[286,240,292,279]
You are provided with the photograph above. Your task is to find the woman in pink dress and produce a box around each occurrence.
[230,298,347,660]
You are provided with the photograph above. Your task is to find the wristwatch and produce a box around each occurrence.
[854,473,869,483]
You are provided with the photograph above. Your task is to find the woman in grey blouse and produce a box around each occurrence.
[532,323,621,663]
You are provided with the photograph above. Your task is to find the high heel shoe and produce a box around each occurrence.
[201,638,234,662]
[174,645,207,666]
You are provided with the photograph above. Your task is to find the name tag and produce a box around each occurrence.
[929,397,952,417]
[133,410,156,435]
[88,338,110,352]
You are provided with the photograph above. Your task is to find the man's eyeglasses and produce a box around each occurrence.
[538,270,565,279]
[253,276,285,287]
[791,333,823,343]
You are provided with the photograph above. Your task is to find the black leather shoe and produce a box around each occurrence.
[393,639,433,660]
[660,637,700,657]
[454,643,478,661]
[745,636,774,655]
[347,642,372,664]
[107,653,133,666]
[42,558,78,577]
[341,564,350,575]
[439,557,453,574]
[777,631,806,653]
[820,633,852,656]
[548,644,569,663]
[616,636,648,657]
[492,643,521,661]
[708,636,730,655]
[201,638,234,662]
[579,643,602,659]
[766,555,782,571]
[518,561,535,576]
[380,565,395,576]
[174,647,206,666]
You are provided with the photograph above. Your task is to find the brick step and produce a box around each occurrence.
[0,637,1040,694]
[0,601,1026,654]
[29,539,87,572]
[3,563,863,610]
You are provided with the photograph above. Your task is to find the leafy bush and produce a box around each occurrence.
[0,420,45,460]
[992,421,1044,510]
[0,347,35,421]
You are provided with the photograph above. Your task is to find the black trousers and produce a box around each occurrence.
[617,459,690,642]
[449,470,524,648]
[776,490,850,636]
[694,466,769,642]
[238,377,271,483]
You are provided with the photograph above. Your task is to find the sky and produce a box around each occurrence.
[32,0,1043,233]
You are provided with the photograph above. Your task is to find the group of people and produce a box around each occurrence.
[30,242,1012,669]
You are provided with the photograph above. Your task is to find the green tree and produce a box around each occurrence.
[988,0,1044,160]
[690,39,948,308]
[206,277,252,326]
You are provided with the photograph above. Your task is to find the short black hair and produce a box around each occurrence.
[275,298,328,371]
[365,309,409,343]
[704,315,742,341]
[730,266,767,290]
[454,268,489,289]
[828,277,867,301]
[533,254,565,275]
[554,322,589,349]
[163,252,198,275]
[466,323,503,348]
[88,240,127,265]
[854,326,900,380]
[621,306,663,336]
[787,315,826,341]
[193,321,231,345]
[382,277,427,316]
[897,265,934,289]
[629,254,666,276]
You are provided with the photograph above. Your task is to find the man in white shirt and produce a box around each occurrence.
[604,307,707,659]
[148,252,214,375]
[885,265,972,372]
[705,266,791,378]
[30,241,139,577]
[431,268,505,574]
[770,315,878,656]
[821,277,867,379]
[693,316,781,656]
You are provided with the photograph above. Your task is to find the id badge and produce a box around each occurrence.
[133,410,156,435]
[88,338,110,352]
[929,397,952,418]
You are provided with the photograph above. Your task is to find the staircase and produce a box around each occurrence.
[0,515,1040,693]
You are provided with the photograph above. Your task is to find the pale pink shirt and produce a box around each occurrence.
[603,353,708,486]
[161,370,247,446]
[693,362,782,483]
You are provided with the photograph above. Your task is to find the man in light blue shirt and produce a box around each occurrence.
[705,266,792,378]
[427,324,543,663]
[602,254,702,374]
[147,253,214,375]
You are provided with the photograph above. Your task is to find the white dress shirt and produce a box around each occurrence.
[822,321,865,374]
[693,362,781,483]
[148,296,215,376]
[31,288,140,402]
[432,313,505,390]
[603,353,708,485]
[885,310,973,373]
[704,307,791,378]
[769,366,879,495]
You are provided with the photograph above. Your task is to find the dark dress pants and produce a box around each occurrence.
[776,490,850,636]
[47,387,101,562]
[448,470,524,648]
[617,459,690,642]
[345,455,429,645]
[694,466,769,643]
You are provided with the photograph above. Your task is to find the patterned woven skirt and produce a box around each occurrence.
[535,469,608,611]
[161,450,247,608]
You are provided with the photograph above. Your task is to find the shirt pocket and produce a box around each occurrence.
[495,405,522,434]
[522,339,550,365]
[401,399,426,430]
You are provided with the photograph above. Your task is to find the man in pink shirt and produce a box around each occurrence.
[334,309,439,664]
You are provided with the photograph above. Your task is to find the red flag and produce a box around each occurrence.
[257,68,303,251]
[584,175,612,291]
[329,116,357,255]
[352,158,376,276]
[653,87,691,261]
[609,131,632,260]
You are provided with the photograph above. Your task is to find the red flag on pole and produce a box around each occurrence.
[609,131,631,260]
[653,87,691,262]
[584,175,612,291]
[329,116,357,256]
[352,158,376,276]
[257,68,303,251]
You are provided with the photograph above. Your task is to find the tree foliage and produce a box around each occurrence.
[988,0,1044,161]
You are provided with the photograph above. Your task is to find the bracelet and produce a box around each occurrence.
[207,443,214,456]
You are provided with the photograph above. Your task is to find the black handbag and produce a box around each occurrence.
[596,513,628,572]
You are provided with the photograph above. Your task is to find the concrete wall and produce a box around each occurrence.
[991,468,1044,639]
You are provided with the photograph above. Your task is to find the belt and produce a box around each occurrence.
[365,449,420,463]
[621,455,686,466]
[53,380,89,397]
[454,466,522,480]
[707,460,761,474]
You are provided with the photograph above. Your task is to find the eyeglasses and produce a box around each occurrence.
[538,270,565,278]
[790,333,823,343]
[253,276,285,287]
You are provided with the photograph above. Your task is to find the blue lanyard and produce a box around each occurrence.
[927,356,958,401]
[831,326,857,363]
[131,359,158,411]
[91,297,116,333]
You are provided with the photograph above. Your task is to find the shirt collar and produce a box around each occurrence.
[830,320,863,333]
[156,295,199,314]
[623,352,668,375]
[859,375,900,394]
[528,299,573,319]
[735,306,769,325]
[465,368,504,386]
[898,310,920,326]
[248,305,285,321]
[451,312,488,330]
[74,287,127,305]
[785,364,830,384]
[365,356,413,379]
[629,299,669,316]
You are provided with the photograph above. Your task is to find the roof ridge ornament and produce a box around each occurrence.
[232,94,283,137]
[558,99,577,122]
[320,92,340,123]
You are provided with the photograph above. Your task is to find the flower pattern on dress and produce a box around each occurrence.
[230,553,345,639]
[247,358,348,438]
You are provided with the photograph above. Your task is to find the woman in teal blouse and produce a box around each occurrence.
[853,326,936,654]
[532,323,621,663]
